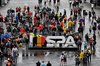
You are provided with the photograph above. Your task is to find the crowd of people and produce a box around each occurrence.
[0,0,100,66]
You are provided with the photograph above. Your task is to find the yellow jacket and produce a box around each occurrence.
[68,21,73,27]
[63,28,66,33]
[79,52,84,59]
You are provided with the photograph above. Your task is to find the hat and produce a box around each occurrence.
[14,46,16,48]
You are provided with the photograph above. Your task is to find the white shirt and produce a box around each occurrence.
[60,55,64,61]
[4,60,8,65]
[91,4,94,7]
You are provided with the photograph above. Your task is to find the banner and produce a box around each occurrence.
[29,35,77,48]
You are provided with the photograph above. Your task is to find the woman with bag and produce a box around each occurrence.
[60,53,64,66]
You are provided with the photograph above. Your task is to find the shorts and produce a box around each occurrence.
[61,59,64,61]
[8,48,11,51]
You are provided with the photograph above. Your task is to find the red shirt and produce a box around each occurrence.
[39,25,44,30]
[20,28,25,33]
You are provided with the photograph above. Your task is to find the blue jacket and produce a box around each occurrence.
[10,13,13,17]
[16,16,19,20]
[41,63,46,66]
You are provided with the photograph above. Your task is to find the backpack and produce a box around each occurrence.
[74,20,76,24]
[78,40,82,45]
[90,40,92,44]
[85,43,87,47]
[44,29,48,34]
[19,43,22,47]
[93,41,96,45]
[85,34,88,39]
[83,26,84,30]
[88,50,91,54]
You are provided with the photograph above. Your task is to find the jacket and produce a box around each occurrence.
[47,63,52,66]
[68,21,73,27]
[79,52,83,59]
[60,21,64,27]
[63,28,66,33]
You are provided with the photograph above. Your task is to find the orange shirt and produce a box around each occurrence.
[16,7,19,11]
[23,7,26,12]
[52,25,54,29]
[60,21,64,27]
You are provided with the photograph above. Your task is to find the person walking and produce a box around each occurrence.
[15,14,19,27]
[46,61,52,66]
[53,0,56,6]
[98,23,100,34]
[89,11,91,20]
[83,54,87,66]
[49,0,51,5]
[57,0,60,4]
[91,3,94,10]
[68,20,73,30]
[12,46,18,63]
[88,48,92,61]
[10,12,14,23]
[85,33,89,42]
[92,39,96,54]
[84,42,87,49]
[63,16,67,24]
[89,38,93,51]
[60,53,64,66]
[77,39,82,50]
[56,5,59,13]
[27,6,30,12]
[79,50,84,62]
[41,61,46,66]
[44,0,47,6]
[89,26,92,34]
[75,55,80,66]
[86,50,89,62]
[63,27,67,36]
[63,54,67,65]
[92,24,96,34]
[36,61,41,66]
[69,0,72,7]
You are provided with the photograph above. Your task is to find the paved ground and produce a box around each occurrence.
[0,0,100,66]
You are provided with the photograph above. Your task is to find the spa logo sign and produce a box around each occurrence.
[46,36,77,48]
[29,36,77,48]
